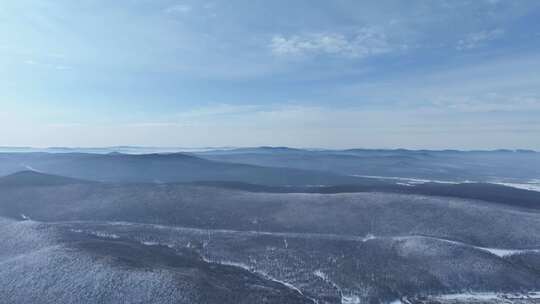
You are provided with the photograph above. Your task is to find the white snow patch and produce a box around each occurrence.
[217,260,252,271]
[142,241,159,246]
[21,164,42,172]
[139,240,174,248]
[362,233,376,242]
[399,235,540,258]
[352,175,463,185]
[433,291,540,301]
[492,182,540,192]
[210,259,318,303]
[88,231,120,239]
[314,270,349,303]
[313,270,328,281]
[481,247,540,257]
[342,295,361,304]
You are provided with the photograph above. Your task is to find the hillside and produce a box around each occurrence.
[0,152,364,186]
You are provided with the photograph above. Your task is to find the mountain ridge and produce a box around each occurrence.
[0,170,92,186]
[0,152,362,186]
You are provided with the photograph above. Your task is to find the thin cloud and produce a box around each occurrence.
[165,4,192,14]
[270,27,401,58]
[2,102,538,149]
[54,65,72,70]
[431,94,540,113]
[22,59,72,70]
[457,29,504,50]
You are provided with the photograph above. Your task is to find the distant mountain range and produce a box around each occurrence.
[195,147,540,183]
[0,145,537,153]
[0,152,365,186]
[0,146,236,154]
[0,147,539,187]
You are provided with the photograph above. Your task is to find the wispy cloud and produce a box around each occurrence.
[270,27,403,58]
[54,65,72,70]
[431,94,540,113]
[23,103,537,149]
[23,59,72,70]
[2,0,539,149]
[165,4,192,14]
[457,29,504,50]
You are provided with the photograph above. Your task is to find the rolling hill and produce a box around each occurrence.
[0,152,364,186]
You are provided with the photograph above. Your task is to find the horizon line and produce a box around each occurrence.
[0,146,537,153]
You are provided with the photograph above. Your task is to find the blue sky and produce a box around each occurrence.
[1,0,540,149]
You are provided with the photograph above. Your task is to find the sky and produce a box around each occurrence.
[1,0,540,149]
